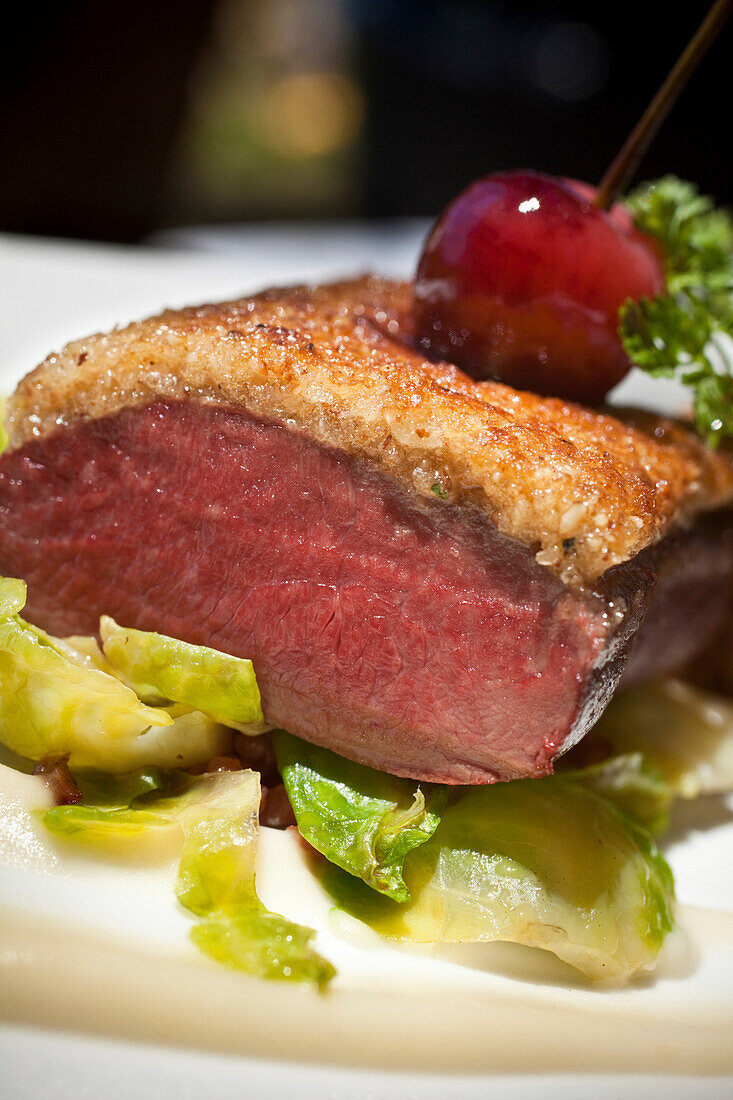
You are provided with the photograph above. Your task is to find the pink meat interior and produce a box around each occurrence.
[0,400,627,782]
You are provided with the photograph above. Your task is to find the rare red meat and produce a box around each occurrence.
[3,279,733,782]
[0,398,729,783]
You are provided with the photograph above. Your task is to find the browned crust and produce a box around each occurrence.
[7,276,733,584]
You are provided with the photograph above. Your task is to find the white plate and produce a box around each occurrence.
[0,231,731,1098]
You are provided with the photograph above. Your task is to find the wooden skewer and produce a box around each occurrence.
[595,0,732,209]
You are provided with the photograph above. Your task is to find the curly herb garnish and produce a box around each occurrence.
[620,176,733,447]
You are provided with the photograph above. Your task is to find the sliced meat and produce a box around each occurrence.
[8,277,733,588]
[0,398,730,783]
[682,586,733,698]
[619,513,733,688]
[2,278,733,783]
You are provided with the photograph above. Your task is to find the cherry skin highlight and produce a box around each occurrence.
[413,171,666,404]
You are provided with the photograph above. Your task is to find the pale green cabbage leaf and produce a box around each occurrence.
[274,730,446,902]
[314,773,674,982]
[43,767,173,837]
[43,767,335,987]
[0,578,230,771]
[0,576,25,618]
[274,731,674,981]
[562,752,674,835]
[100,615,265,733]
[191,910,333,983]
[591,679,733,800]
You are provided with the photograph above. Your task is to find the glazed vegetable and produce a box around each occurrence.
[320,775,675,982]
[274,731,445,902]
[43,767,334,987]
[43,767,171,835]
[100,615,265,732]
[563,752,673,836]
[591,678,733,799]
[0,577,230,771]
[0,578,186,771]
[273,730,676,981]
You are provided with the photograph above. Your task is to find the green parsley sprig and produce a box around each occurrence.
[619,176,733,447]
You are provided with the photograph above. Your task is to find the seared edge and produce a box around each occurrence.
[7,277,733,584]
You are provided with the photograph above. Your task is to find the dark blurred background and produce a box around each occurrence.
[1,0,730,243]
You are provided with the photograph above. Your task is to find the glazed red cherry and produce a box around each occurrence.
[413,171,666,404]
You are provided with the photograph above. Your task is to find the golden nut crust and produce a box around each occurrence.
[7,276,733,585]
